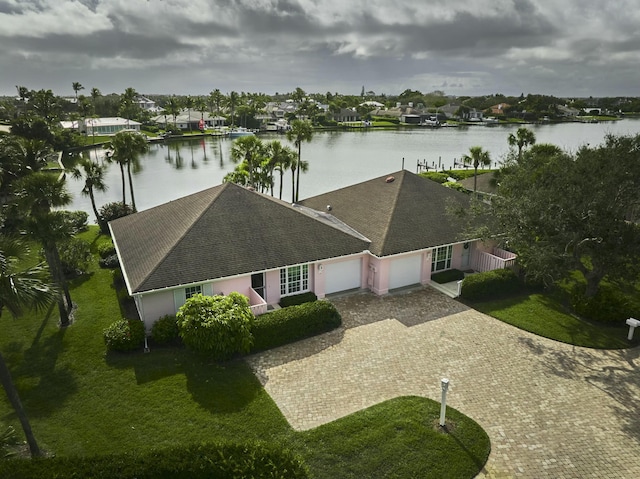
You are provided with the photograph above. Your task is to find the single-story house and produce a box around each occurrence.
[60,117,142,135]
[110,170,515,329]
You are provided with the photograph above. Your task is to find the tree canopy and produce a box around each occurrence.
[487,134,640,297]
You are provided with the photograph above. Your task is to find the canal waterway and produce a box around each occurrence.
[67,118,640,219]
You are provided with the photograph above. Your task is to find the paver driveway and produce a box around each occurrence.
[247,287,640,478]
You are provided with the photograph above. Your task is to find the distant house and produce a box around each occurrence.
[110,170,516,329]
[153,111,225,130]
[489,103,510,115]
[136,96,160,112]
[61,117,142,135]
[332,108,361,123]
[556,105,580,117]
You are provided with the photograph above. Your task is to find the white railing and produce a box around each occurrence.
[248,288,268,316]
[472,247,517,272]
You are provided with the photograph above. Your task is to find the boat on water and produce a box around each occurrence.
[228,127,255,138]
[420,117,441,128]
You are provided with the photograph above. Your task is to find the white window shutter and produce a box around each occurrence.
[174,288,186,311]
[202,283,213,296]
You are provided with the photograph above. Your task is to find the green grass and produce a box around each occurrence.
[471,292,634,349]
[1,227,490,478]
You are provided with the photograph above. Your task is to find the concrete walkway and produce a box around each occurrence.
[247,287,640,478]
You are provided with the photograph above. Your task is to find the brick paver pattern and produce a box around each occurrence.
[247,287,640,478]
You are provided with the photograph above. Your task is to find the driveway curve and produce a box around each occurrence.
[247,287,640,478]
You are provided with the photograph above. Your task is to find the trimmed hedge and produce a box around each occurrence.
[0,442,309,479]
[251,300,341,352]
[103,319,145,352]
[279,291,318,308]
[460,268,523,301]
[431,269,465,284]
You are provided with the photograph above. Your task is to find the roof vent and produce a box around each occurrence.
[326,205,332,211]
[385,176,395,183]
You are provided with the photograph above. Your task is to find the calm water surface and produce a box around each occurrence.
[68,119,640,219]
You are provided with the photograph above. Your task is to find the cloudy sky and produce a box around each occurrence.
[2,0,640,98]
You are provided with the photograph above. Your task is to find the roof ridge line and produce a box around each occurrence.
[377,170,406,253]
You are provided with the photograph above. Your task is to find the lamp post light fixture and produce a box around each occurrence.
[439,378,450,427]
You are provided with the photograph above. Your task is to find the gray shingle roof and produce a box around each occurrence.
[299,170,472,256]
[110,182,370,294]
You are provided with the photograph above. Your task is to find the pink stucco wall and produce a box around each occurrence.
[137,290,176,330]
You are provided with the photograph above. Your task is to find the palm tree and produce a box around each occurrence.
[507,127,536,161]
[286,119,313,202]
[119,87,138,127]
[462,146,491,194]
[108,132,148,212]
[164,96,182,129]
[267,140,296,199]
[0,236,57,457]
[227,91,239,127]
[230,135,265,189]
[209,89,224,125]
[289,156,308,203]
[183,95,195,133]
[71,159,108,232]
[195,96,208,130]
[14,173,73,325]
[72,82,84,100]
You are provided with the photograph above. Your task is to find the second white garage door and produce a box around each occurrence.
[388,254,422,290]
[324,258,362,294]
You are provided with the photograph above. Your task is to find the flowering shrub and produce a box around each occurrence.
[103,319,145,352]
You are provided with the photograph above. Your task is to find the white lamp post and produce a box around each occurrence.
[439,378,450,427]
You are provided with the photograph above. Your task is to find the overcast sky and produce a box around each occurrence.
[2,0,640,98]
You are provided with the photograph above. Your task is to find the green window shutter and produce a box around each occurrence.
[202,283,213,296]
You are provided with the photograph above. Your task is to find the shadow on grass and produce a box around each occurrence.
[105,349,261,414]
[15,304,77,418]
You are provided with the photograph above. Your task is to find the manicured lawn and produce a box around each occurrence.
[1,227,490,478]
[471,293,635,349]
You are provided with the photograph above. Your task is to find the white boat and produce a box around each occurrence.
[229,127,255,139]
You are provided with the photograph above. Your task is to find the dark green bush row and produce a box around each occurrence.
[97,241,116,259]
[431,269,465,284]
[151,314,181,345]
[460,268,523,301]
[251,300,341,352]
[0,442,309,479]
[279,291,318,308]
[103,319,145,352]
[571,283,640,324]
[420,171,450,184]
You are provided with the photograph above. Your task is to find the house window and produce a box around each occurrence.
[185,285,202,299]
[432,245,453,272]
[280,264,309,296]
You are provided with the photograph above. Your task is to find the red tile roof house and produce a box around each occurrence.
[110,170,516,330]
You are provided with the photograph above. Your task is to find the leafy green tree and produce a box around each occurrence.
[0,236,57,457]
[507,127,536,161]
[176,292,254,359]
[195,96,208,129]
[30,89,61,125]
[119,87,139,125]
[107,131,148,211]
[489,135,640,297]
[209,89,224,118]
[286,119,313,202]
[164,96,182,128]
[71,158,108,232]
[462,146,491,194]
[14,173,73,325]
[230,135,265,190]
[226,91,240,127]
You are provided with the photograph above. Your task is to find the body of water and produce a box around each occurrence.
[67,119,640,219]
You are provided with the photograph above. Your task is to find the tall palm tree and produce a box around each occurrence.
[195,96,208,130]
[164,96,182,129]
[119,87,138,127]
[230,135,265,190]
[72,82,84,100]
[71,159,108,232]
[108,132,148,212]
[462,146,491,194]
[209,89,224,126]
[183,96,195,133]
[507,127,536,161]
[286,119,313,202]
[227,91,239,127]
[267,140,296,199]
[0,236,57,457]
[14,173,73,325]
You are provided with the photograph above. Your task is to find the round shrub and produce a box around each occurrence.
[177,292,254,359]
[98,202,134,232]
[56,237,92,277]
[571,283,638,324]
[461,268,523,301]
[97,241,116,259]
[103,319,145,352]
[151,314,180,345]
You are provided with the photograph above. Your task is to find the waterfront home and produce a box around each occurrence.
[110,170,515,329]
[60,117,142,135]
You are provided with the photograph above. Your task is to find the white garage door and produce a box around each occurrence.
[388,255,422,290]
[324,258,362,294]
